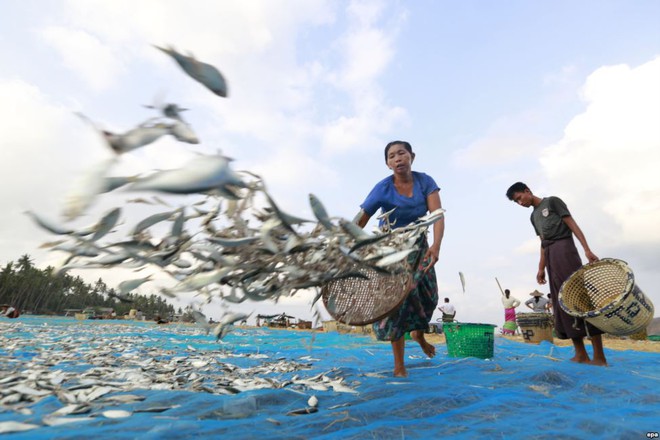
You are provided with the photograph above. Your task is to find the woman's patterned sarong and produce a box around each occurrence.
[373,238,438,341]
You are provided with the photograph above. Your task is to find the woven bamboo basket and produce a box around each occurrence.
[516,312,553,344]
[558,258,654,336]
[322,261,412,326]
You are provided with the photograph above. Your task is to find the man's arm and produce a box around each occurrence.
[563,216,598,263]
[524,298,534,310]
[537,241,547,285]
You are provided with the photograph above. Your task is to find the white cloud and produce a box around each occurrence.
[514,238,540,256]
[38,26,126,91]
[319,1,409,154]
[0,78,109,265]
[0,79,104,210]
[453,131,542,168]
[540,56,660,247]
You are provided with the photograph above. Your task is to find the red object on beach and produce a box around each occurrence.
[5,307,20,318]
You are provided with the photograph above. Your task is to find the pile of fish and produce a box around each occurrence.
[28,44,445,329]
[0,320,358,434]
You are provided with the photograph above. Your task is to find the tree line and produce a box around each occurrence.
[0,254,177,319]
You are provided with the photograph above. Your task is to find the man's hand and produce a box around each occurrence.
[585,250,599,263]
[537,268,546,285]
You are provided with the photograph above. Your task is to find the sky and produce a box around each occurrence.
[1,0,659,329]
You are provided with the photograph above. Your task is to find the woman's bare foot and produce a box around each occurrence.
[393,367,408,377]
[411,330,436,358]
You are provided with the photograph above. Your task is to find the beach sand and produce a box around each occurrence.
[258,324,660,353]
[423,332,660,353]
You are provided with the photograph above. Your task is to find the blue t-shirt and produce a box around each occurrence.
[360,171,440,229]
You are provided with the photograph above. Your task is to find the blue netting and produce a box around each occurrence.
[1,316,657,439]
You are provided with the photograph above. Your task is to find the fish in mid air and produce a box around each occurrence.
[128,154,246,195]
[76,112,171,154]
[154,45,228,98]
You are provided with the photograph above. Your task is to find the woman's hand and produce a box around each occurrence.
[422,246,440,273]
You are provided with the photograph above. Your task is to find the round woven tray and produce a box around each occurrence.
[322,262,412,326]
[559,258,654,336]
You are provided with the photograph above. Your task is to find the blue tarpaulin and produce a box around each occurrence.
[0,316,657,439]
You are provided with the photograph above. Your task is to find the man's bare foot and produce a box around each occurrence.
[570,338,590,364]
[570,354,590,363]
[393,367,408,377]
[588,357,608,367]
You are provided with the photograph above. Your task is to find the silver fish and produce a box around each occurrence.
[50,404,91,417]
[171,268,230,293]
[309,193,334,231]
[155,45,228,98]
[128,154,246,195]
[43,416,95,426]
[339,219,370,240]
[101,410,132,418]
[144,97,188,122]
[131,210,177,236]
[89,207,122,242]
[62,157,119,220]
[169,120,199,144]
[117,275,153,295]
[77,112,171,154]
[213,311,251,341]
[286,407,318,416]
[103,122,172,154]
[0,422,41,434]
[25,211,74,235]
[208,236,259,248]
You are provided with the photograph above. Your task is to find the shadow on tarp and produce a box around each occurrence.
[1,316,658,440]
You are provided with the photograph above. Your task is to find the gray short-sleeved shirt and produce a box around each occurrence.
[530,196,572,241]
[525,297,549,312]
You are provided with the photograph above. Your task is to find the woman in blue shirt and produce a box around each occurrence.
[355,141,444,377]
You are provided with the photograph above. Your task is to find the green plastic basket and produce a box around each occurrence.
[443,322,496,359]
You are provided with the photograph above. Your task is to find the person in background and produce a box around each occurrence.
[501,289,520,335]
[1,305,20,319]
[438,298,456,323]
[355,140,444,377]
[506,181,607,366]
[525,290,550,312]
[546,293,553,313]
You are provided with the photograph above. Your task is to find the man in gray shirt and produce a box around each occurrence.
[506,182,607,366]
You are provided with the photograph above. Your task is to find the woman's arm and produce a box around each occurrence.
[354,209,372,229]
[563,216,598,263]
[425,191,444,269]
